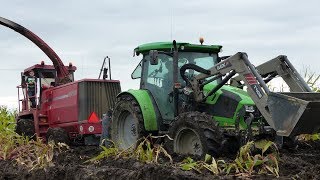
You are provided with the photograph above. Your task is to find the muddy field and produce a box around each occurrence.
[1,141,320,180]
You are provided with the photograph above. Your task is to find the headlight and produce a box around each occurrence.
[244,105,255,113]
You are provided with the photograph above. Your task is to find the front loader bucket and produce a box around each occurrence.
[267,92,320,136]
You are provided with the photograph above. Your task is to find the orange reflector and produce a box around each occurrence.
[88,112,100,123]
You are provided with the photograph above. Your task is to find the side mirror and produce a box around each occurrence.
[149,50,159,65]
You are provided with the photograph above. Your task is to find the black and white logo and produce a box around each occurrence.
[216,61,230,71]
[252,84,263,99]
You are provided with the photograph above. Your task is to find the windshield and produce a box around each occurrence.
[39,71,56,88]
[178,52,218,77]
[142,52,219,88]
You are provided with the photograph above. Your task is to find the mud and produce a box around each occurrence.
[1,142,320,180]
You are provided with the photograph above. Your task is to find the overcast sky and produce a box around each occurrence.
[1,0,320,108]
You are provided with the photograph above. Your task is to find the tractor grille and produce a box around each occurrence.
[78,80,121,121]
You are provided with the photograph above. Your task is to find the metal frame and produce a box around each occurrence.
[184,52,320,136]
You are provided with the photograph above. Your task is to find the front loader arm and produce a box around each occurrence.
[182,52,320,137]
[185,52,274,128]
[230,55,312,92]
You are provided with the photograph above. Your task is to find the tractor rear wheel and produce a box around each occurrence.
[167,112,224,157]
[46,127,70,145]
[15,119,35,139]
[110,95,146,150]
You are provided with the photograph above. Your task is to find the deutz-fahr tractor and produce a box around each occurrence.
[109,40,320,156]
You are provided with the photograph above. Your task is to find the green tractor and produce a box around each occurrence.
[109,40,320,156]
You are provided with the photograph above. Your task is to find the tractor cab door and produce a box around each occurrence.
[140,54,175,121]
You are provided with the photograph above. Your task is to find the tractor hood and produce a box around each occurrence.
[201,83,255,120]
[203,83,255,105]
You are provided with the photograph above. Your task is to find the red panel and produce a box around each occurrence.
[42,82,79,130]
[37,79,111,138]
[78,121,102,134]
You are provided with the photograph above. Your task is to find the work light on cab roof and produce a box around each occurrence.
[199,37,204,45]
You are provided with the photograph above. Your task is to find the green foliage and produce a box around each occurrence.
[93,138,279,177]
[0,106,16,134]
[180,157,201,172]
[180,140,279,177]
[133,137,172,163]
[0,106,68,170]
[228,140,279,176]
[179,154,226,175]
[14,139,68,170]
[0,130,68,170]
[86,140,120,163]
[88,136,172,164]
[298,134,320,141]
[304,69,320,92]
[0,106,19,160]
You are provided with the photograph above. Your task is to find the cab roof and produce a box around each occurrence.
[23,64,76,75]
[134,42,222,55]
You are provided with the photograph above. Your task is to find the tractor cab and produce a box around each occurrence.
[17,61,76,112]
[132,41,222,121]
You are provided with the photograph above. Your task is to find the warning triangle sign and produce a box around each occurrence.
[88,112,100,123]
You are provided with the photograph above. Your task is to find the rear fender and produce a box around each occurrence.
[117,90,158,131]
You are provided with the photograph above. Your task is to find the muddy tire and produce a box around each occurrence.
[46,127,70,145]
[166,112,224,157]
[15,119,35,139]
[110,95,146,150]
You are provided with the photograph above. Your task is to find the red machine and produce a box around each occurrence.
[0,17,121,145]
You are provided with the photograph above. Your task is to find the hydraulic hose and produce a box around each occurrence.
[180,64,211,83]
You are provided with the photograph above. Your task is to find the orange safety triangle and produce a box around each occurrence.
[88,112,100,123]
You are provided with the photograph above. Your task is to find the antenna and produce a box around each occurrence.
[171,7,174,41]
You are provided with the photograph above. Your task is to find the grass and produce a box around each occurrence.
[92,136,279,177]
[304,68,320,92]
[0,105,16,134]
[179,140,279,177]
[0,105,68,170]
[87,135,173,164]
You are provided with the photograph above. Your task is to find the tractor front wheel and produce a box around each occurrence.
[110,95,146,150]
[167,112,224,157]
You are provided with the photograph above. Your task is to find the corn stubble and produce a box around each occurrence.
[88,135,173,164]
[180,140,279,177]
[0,106,69,170]
[92,135,279,177]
